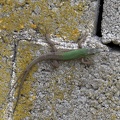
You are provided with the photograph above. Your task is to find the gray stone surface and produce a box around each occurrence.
[102,0,120,45]
[29,36,120,120]
[1,0,120,120]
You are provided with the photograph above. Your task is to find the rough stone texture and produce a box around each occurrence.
[30,36,120,120]
[0,35,13,120]
[0,0,120,120]
[102,0,120,45]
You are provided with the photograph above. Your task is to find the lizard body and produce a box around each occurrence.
[12,48,99,113]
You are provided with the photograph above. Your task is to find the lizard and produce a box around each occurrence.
[10,34,100,114]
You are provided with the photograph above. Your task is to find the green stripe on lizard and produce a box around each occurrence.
[62,48,99,60]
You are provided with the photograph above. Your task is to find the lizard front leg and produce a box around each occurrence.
[45,34,59,68]
[77,33,92,65]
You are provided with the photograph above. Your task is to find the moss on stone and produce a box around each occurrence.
[0,36,13,119]
[0,0,85,40]
[13,41,39,119]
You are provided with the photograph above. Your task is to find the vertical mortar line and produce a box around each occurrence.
[94,0,104,37]
[5,39,19,120]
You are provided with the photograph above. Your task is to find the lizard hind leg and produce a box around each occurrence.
[80,57,93,65]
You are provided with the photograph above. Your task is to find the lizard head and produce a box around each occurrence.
[87,48,101,55]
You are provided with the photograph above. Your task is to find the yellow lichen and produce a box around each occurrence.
[13,41,40,119]
[0,0,86,40]
[0,0,87,119]
[111,114,117,120]
[0,36,13,119]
